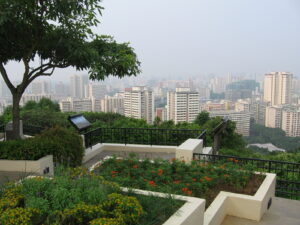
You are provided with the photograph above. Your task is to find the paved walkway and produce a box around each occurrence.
[221,197,300,225]
[83,150,175,168]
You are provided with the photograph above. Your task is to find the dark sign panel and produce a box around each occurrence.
[68,114,91,132]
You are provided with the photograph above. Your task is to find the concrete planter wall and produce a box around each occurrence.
[0,155,54,176]
[204,173,276,225]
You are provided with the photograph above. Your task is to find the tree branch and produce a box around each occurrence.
[0,62,15,91]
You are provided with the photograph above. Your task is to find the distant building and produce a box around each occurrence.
[263,72,293,106]
[155,107,167,121]
[124,86,154,124]
[265,106,283,128]
[167,88,199,124]
[101,93,124,115]
[59,98,92,112]
[87,83,106,99]
[250,101,268,125]
[31,80,50,95]
[235,100,251,112]
[70,74,89,98]
[282,110,300,137]
[209,110,251,136]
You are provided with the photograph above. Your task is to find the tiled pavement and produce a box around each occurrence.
[221,197,300,225]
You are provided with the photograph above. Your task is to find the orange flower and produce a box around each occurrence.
[224,174,230,177]
[148,180,156,187]
[158,169,164,176]
[173,180,181,184]
[111,171,118,177]
[200,178,204,182]
[192,178,197,182]
[234,159,239,163]
[132,165,138,168]
[204,176,212,181]
[228,158,234,162]
[219,165,225,169]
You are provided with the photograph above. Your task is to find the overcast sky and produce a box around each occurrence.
[4,0,300,82]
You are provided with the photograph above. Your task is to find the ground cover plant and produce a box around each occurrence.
[0,168,183,225]
[94,156,265,206]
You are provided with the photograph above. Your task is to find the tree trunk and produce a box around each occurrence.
[11,93,22,140]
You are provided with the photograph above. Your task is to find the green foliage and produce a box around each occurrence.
[23,98,60,112]
[0,126,83,166]
[245,122,300,152]
[194,111,210,126]
[0,169,180,225]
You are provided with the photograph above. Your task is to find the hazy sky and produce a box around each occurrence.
[4,0,300,82]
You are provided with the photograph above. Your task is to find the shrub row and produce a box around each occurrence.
[0,127,84,167]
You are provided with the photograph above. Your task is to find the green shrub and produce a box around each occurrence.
[0,126,84,167]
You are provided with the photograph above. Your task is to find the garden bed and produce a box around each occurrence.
[93,156,265,208]
[0,168,183,225]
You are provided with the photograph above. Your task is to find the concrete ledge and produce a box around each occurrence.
[176,139,203,162]
[122,188,206,225]
[0,155,54,176]
[204,173,276,225]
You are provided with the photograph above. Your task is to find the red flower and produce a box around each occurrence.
[158,169,164,176]
[182,187,189,192]
[148,180,156,187]
[173,180,181,184]
[204,176,212,181]
[192,178,197,182]
[132,165,138,169]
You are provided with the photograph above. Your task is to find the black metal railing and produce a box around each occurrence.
[84,127,203,148]
[193,153,300,200]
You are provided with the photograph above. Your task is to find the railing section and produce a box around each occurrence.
[84,127,203,148]
[193,153,300,200]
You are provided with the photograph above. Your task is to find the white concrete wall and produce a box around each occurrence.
[176,139,203,162]
[0,155,54,176]
[204,173,276,225]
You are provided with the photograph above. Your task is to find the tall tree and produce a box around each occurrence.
[0,0,140,139]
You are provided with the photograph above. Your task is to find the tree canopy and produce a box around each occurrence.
[0,0,141,139]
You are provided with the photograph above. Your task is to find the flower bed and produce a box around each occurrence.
[0,168,183,225]
[94,157,265,207]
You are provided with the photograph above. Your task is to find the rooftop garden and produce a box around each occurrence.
[0,168,183,225]
[94,156,265,207]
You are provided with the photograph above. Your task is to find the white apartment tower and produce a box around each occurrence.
[265,106,283,128]
[282,110,300,137]
[70,74,89,98]
[167,88,199,124]
[263,72,293,106]
[101,93,124,115]
[124,86,154,124]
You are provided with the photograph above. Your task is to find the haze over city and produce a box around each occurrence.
[3,0,300,83]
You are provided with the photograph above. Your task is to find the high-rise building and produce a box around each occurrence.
[21,94,52,105]
[282,110,300,137]
[265,106,283,128]
[209,110,251,136]
[167,88,199,124]
[250,101,269,125]
[87,83,106,99]
[263,72,293,106]
[124,86,154,124]
[100,93,124,115]
[155,107,167,121]
[31,80,50,95]
[70,74,89,98]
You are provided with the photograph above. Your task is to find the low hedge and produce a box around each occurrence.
[0,127,84,167]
